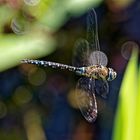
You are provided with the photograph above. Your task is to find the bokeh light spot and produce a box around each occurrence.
[68,89,78,109]
[68,89,90,109]
[24,109,46,140]
[121,41,139,60]
[28,68,46,86]
[13,86,32,106]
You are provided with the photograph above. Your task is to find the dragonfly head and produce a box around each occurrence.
[107,68,117,81]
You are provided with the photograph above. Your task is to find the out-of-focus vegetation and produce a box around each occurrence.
[112,48,140,140]
[0,0,102,72]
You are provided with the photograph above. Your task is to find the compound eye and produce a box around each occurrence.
[113,72,117,79]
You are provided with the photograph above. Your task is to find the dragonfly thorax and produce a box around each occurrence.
[76,65,109,80]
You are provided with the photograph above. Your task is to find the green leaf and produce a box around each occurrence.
[112,48,139,140]
[134,64,140,140]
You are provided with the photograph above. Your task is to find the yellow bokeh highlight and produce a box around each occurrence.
[28,68,46,86]
[107,0,134,8]
[13,86,32,106]
[24,109,46,140]
[68,89,79,109]
[68,89,92,109]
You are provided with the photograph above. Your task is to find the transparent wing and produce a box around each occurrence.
[72,38,91,67]
[87,8,99,50]
[76,77,97,122]
[95,79,109,99]
[87,9,108,66]
[89,51,108,66]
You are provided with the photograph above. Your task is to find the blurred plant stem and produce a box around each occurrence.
[0,32,56,72]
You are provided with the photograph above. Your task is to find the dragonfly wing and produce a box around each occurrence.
[95,79,109,99]
[87,9,99,50]
[72,38,90,67]
[87,9,108,66]
[89,50,108,66]
[76,77,97,122]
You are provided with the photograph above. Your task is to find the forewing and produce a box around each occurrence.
[86,8,99,51]
[72,38,90,67]
[76,77,97,122]
[87,9,108,66]
[95,79,109,99]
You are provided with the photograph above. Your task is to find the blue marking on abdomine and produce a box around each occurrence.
[41,61,44,65]
[75,67,85,75]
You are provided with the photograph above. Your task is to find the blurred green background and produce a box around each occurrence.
[0,0,140,140]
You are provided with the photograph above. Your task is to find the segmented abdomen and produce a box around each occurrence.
[21,59,77,72]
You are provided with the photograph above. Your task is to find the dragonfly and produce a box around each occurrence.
[21,8,117,123]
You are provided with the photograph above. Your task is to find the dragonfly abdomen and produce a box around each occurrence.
[21,59,77,72]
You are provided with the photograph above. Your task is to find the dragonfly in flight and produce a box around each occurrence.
[21,8,117,123]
